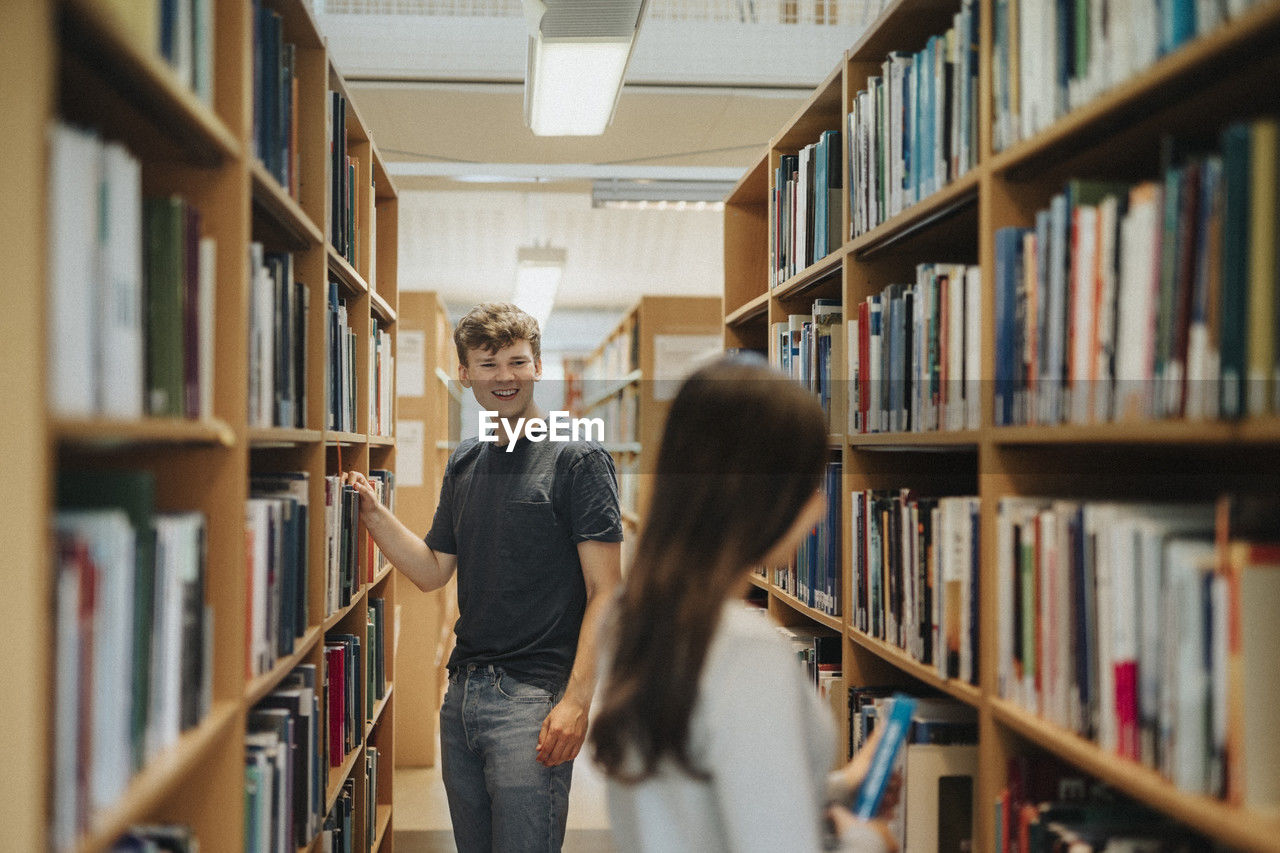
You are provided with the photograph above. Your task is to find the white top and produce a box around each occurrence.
[602,602,887,853]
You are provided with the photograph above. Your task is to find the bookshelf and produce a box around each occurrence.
[723,0,1280,848]
[12,0,404,849]
[578,296,723,535]
[392,291,461,769]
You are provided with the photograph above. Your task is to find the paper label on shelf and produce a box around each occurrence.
[397,419,425,487]
[653,334,724,400]
[397,330,426,398]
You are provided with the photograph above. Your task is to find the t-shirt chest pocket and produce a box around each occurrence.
[500,498,563,565]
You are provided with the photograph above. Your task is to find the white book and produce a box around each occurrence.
[849,318,860,433]
[1115,184,1162,420]
[246,499,272,675]
[1164,538,1215,793]
[57,510,135,814]
[1070,205,1100,424]
[957,498,974,684]
[52,544,82,851]
[47,122,101,417]
[148,515,193,759]
[98,142,145,418]
[1089,504,1119,751]
[964,266,982,429]
[197,237,216,419]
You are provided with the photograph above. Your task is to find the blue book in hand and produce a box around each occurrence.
[851,693,918,820]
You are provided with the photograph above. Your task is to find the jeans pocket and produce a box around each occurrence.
[495,672,554,703]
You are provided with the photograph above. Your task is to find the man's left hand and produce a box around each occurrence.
[536,698,588,767]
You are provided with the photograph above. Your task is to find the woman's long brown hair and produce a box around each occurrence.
[590,356,828,783]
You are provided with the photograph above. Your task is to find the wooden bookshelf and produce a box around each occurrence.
[578,296,723,525]
[722,0,1280,848]
[14,0,405,848]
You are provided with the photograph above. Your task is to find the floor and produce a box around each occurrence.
[393,745,618,853]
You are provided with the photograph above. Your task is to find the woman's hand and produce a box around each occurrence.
[827,805,899,852]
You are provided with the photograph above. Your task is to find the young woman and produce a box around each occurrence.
[590,356,896,853]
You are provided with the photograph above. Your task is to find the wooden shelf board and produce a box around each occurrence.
[328,246,370,297]
[847,429,982,449]
[990,698,1280,852]
[848,0,969,61]
[245,625,323,706]
[77,702,238,853]
[372,804,393,853]
[249,427,323,447]
[989,0,1280,179]
[772,249,845,302]
[725,291,770,327]
[326,743,364,814]
[771,586,845,632]
[846,629,982,706]
[582,369,643,412]
[250,160,324,249]
[772,61,845,151]
[848,170,980,259]
[366,683,394,736]
[53,416,235,448]
[61,0,240,167]
[747,572,770,591]
[372,561,394,587]
[370,290,397,324]
[373,147,399,200]
[991,418,1280,445]
[621,509,641,526]
[436,368,466,404]
[828,433,845,447]
[274,0,327,51]
[325,431,367,446]
[367,435,395,448]
[323,585,369,632]
[725,151,769,207]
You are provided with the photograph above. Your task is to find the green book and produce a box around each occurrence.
[145,196,186,417]
[58,469,156,772]
[1220,123,1252,418]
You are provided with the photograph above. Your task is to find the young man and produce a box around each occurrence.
[344,303,623,852]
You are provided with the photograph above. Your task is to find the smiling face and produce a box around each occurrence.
[459,339,543,422]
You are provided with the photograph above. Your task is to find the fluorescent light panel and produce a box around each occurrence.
[526,38,632,135]
[591,179,736,208]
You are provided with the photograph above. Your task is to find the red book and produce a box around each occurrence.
[1114,660,1139,760]
[326,645,345,766]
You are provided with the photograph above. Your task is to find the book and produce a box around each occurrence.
[852,693,918,819]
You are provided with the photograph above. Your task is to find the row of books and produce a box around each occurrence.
[109,823,197,852]
[365,598,390,719]
[329,91,359,265]
[47,123,215,421]
[848,0,980,238]
[97,0,212,105]
[248,664,325,850]
[995,497,1280,809]
[246,473,311,678]
[53,471,210,851]
[769,299,848,434]
[324,475,362,618]
[369,325,394,437]
[328,282,360,433]
[596,387,639,445]
[326,631,365,767]
[850,264,982,433]
[324,781,357,853]
[775,462,844,617]
[992,0,1265,151]
[252,1,300,198]
[770,130,842,286]
[583,319,639,383]
[847,691,979,851]
[741,602,845,726]
[364,747,382,849]
[249,246,309,429]
[994,121,1280,426]
[996,756,1210,851]
[853,492,981,686]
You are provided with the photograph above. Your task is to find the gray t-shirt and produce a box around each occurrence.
[425,434,623,687]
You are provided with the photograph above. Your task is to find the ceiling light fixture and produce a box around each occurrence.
[591,178,735,209]
[514,245,566,330]
[521,0,648,136]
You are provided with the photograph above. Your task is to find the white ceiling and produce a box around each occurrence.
[313,0,877,347]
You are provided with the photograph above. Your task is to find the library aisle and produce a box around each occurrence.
[394,747,615,853]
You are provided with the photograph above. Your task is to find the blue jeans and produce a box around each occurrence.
[440,664,573,852]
